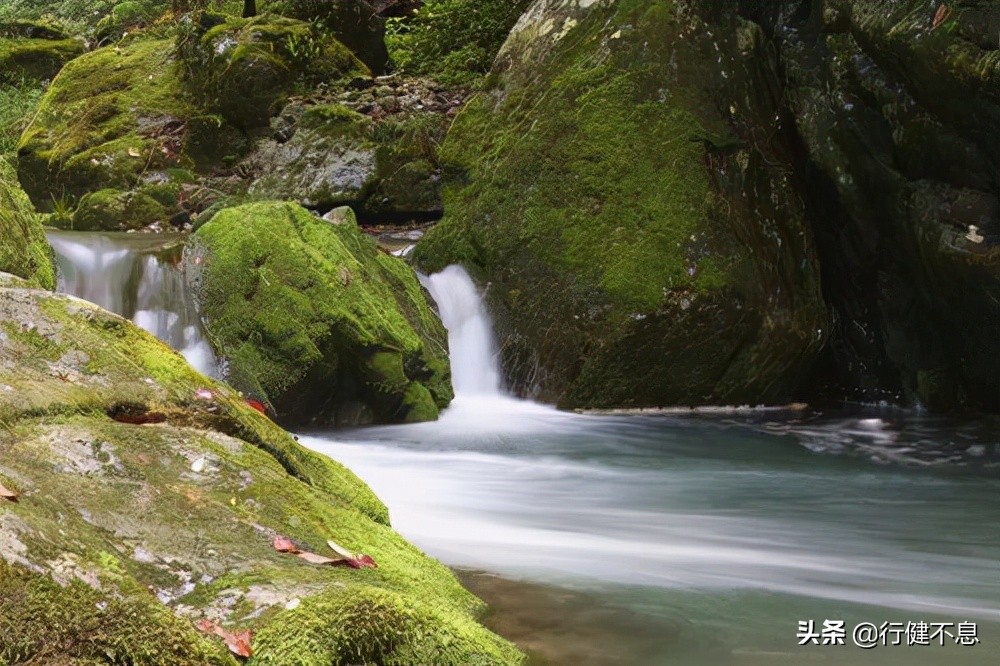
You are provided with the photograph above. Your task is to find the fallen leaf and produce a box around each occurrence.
[297,551,341,565]
[0,482,18,502]
[273,535,300,554]
[127,147,141,158]
[933,4,952,29]
[195,388,214,401]
[328,539,378,568]
[326,539,354,559]
[244,398,267,415]
[196,619,253,659]
[347,553,378,569]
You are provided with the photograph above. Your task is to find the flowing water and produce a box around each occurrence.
[47,230,217,377]
[301,265,1000,665]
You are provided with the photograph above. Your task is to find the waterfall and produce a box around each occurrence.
[47,231,217,377]
[421,265,503,398]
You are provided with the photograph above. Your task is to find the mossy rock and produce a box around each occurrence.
[267,0,390,74]
[767,0,1000,410]
[69,187,168,231]
[0,156,55,290]
[0,32,84,83]
[191,201,453,426]
[177,14,369,131]
[244,102,445,216]
[16,36,201,209]
[245,103,379,209]
[415,0,827,409]
[0,275,521,664]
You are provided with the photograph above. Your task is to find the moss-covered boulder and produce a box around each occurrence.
[0,274,521,664]
[177,13,368,131]
[751,0,1000,410]
[69,187,168,231]
[16,36,200,209]
[267,0,390,74]
[415,0,827,409]
[16,17,367,211]
[0,157,54,289]
[190,201,453,426]
[0,20,84,83]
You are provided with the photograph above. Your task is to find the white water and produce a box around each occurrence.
[303,264,1000,665]
[47,231,216,377]
[421,265,504,398]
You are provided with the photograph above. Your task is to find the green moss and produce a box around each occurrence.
[193,201,452,425]
[0,35,83,83]
[16,37,199,208]
[253,586,523,665]
[177,14,368,131]
[0,279,519,663]
[0,157,55,289]
[0,561,235,665]
[70,187,167,230]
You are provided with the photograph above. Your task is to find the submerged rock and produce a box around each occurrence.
[416,0,828,409]
[189,201,453,427]
[0,273,520,664]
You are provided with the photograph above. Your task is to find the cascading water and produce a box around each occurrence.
[417,264,572,435]
[421,265,504,397]
[47,231,216,377]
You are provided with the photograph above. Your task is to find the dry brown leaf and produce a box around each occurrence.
[195,619,253,659]
[933,4,952,29]
[0,482,18,502]
[273,535,300,554]
[297,551,342,566]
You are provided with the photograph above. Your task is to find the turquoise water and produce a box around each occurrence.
[302,401,1000,665]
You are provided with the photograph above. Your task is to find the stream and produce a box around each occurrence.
[301,266,1000,665]
[48,237,1000,665]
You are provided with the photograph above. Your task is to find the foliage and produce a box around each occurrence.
[385,0,531,85]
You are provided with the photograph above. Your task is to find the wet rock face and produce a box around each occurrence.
[416,0,829,409]
[189,202,453,427]
[761,0,1000,410]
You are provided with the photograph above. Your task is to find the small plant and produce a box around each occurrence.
[49,192,76,227]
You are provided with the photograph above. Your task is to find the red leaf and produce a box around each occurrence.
[347,554,378,569]
[272,536,300,554]
[195,619,253,659]
[244,399,267,415]
[0,483,19,503]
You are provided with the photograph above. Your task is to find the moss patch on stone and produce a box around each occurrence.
[176,13,368,131]
[0,31,84,83]
[0,157,55,289]
[192,201,452,426]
